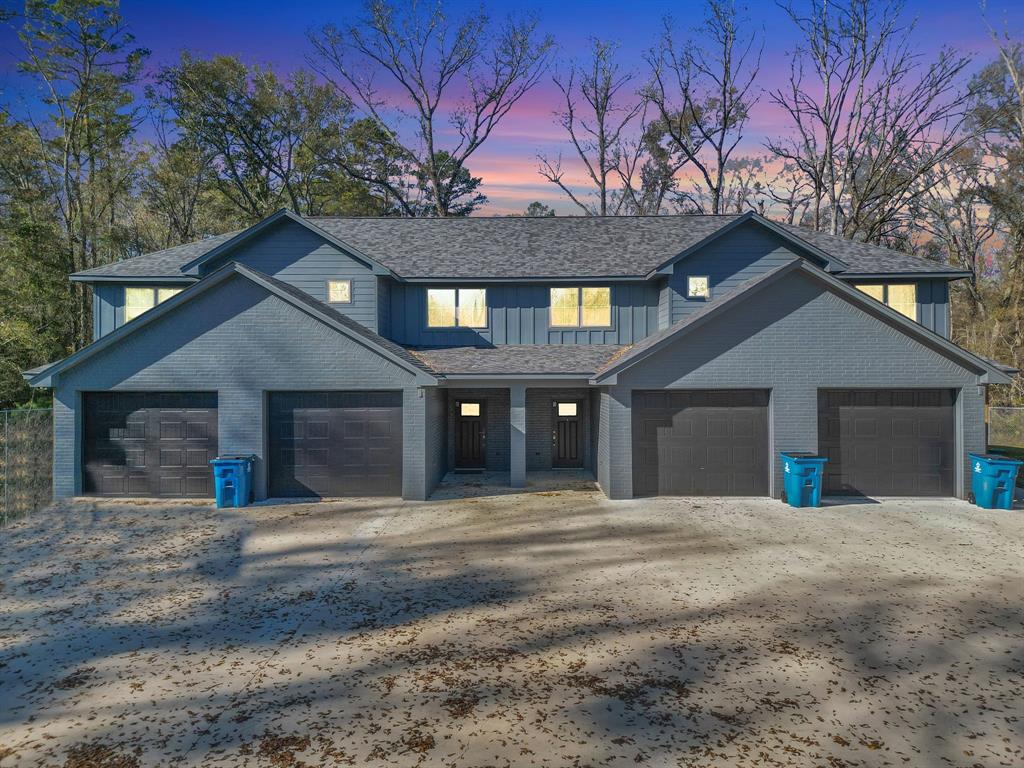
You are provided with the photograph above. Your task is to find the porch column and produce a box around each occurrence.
[510,383,527,488]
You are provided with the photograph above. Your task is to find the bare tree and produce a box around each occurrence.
[764,161,814,225]
[767,0,977,242]
[645,1,762,214]
[538,39,645,216]
[914,149,996,318]
[310,0,553,216]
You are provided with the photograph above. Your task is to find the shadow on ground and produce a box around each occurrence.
[0,492,1021,767]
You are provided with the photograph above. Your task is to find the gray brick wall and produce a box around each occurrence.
[601,269,986,499]
[525,388,591,470]
[594,388,610,494]
[424,387,447,493]
[53,273,431,500]
[446,388,511,470]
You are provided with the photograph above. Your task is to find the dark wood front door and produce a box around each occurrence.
[552,400,583,468]
[455,401,485,469]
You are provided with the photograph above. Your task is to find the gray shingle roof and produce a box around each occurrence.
[72,214,960,281]
[73,230,241,279]
[412,344,624,375]
[774,223,953,274]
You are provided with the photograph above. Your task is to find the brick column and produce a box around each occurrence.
[510,384,527,488]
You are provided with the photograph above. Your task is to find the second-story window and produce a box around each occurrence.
[427,288,487,328]
[854,283,917,320]
[124,286,183,323]
[550,287,611,327]
[327,279,352,303]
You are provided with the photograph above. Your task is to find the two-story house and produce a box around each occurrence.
[27,209,1014,502]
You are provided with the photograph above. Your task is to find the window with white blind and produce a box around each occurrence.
[549,287,611,327]
[854,283,917,320]
[427,288,487,328]
[124,286,184,322]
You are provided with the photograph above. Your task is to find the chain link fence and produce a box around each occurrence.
[988,407,1024,449]
[1,408,53,527]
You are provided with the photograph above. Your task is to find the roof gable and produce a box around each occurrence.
[30,262,436,387]
[647,212,848,276]
[180,209,395,278]
[593,260,1010,385]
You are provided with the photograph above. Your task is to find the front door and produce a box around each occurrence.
[552,400,583,468]
[455,400,485,469]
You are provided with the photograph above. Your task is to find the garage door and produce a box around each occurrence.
[818,389,955,496]
[632,390,770,496]
[268,391,402,498]
[83,392,218,497]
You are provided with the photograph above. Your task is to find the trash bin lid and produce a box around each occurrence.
[969,453,1024,464]
[780,451,827,460]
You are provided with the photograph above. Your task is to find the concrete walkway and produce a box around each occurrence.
[1,492,1021,767]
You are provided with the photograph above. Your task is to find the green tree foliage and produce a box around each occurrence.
[153,54,384,221]
[414,152,487,217]
[0,0,148,407]
[523,201,556,217]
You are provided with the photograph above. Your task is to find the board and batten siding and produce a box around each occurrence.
[917,278,951,338]
[387,282,661,346]
[92,283,122,340]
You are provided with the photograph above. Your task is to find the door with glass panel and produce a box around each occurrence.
[455,401,486,469]
[552,400,583,468]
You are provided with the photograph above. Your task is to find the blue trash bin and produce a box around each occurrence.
[210,455,255,508]
[780,452,829,508]
[968,453,1022,510]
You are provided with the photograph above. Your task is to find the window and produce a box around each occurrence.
[549,287,611,327]
[556,402,578,417]
[124,286,183,322]
[427,288,487,328]
[460,402,481,417]
[327,279,351,303]
[854,283,917,320]
[687,275,711,299]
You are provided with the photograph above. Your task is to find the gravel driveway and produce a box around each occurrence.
[1,484,1021,767]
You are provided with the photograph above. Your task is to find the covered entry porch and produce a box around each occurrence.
[434,382,597,489]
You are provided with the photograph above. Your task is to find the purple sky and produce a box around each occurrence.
[2,0,1022,214]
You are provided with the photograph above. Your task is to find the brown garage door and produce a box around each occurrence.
[268,391,402,498]
[83,392,218,497]
[818,389,955,496]
[632,390,770,497]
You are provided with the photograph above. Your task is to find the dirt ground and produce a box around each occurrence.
[1,483,1021,767]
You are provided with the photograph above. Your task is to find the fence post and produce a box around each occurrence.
[3,410,8,528]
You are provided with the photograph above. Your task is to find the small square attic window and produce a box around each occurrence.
[687,276,711,299]
[327,279,352,303]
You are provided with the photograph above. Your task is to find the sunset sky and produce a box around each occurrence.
[2,0,1023,214]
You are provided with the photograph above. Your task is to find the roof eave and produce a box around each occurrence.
[439,372,598,380]
[838,270,973,281]
[399,275,650,283]
[70,274,200,284]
